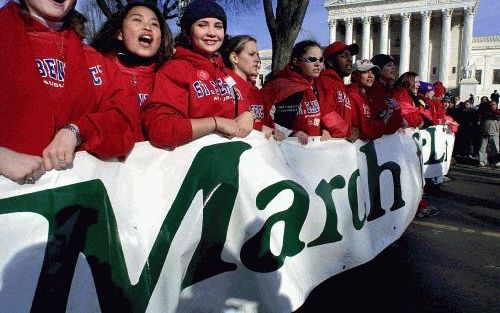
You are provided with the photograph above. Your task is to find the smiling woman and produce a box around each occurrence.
[0,0,138,184]
[141,0,255,149]
[91,2,174,141]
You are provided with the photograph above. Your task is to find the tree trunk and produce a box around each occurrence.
[263,0,310,71]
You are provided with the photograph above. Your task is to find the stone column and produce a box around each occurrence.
[419,11,432,81]
[361,16,372,59]
[439,8,453,84]
[461,7,476,79]
[328,18,337,44]
[345,17,354,45]
[399,13,412,75]
[379,15,390,55]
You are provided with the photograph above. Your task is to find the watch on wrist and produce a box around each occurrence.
[63,124,81,146]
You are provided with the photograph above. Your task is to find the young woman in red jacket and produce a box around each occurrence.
[0,0,136,184]
[221,35,284,140]
[347,59,400,141]
[261,40,326,145]
[91,2,174,141]
[392,72,424,128]
[141,0,254,149]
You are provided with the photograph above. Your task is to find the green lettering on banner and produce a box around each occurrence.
[0,141,250,313]
[348,169,366,230]
[359,141,405,221]
[423,127,446,165]
[307,176,344,247]
[240,180,308,272]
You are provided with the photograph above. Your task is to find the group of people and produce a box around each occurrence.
[0,0,464,220]
[446,93,500,167]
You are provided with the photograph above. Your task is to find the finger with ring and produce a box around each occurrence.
[25,176,35,184]
[57,156,66,164]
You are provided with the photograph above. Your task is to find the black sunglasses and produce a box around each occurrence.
[300,56,324,63]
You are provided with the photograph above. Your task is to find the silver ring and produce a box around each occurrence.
[25,176,35,184]
[57,156,66,164]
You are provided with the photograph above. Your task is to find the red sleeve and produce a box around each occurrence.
[75,53,137,159]
[393,88,423,128]
[431,99,445,124]
[317,77,350,138]
[141,62,193,148]
[347,86,385,141]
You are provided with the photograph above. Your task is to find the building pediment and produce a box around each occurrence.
[325,0,478,19]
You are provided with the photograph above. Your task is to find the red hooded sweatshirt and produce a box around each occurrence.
[261,66,321,136]
[111,56,156,141]
[347,84,389,140]
[316,68,351,137]
[392,87,424,128]
[0,3,136,158]
[226,70,265,131]
[141,47,246,148]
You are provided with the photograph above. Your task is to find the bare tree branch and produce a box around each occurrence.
[263,0,276,36]
[96,0,113,18]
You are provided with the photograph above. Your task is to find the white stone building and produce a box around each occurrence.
[257,0,500,100]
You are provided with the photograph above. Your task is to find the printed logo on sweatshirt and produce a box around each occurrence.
[336,91,351,109]
[249,104,264,119]
[89,65,103,86]
[362,103,371,118]
[298,100,320,115]
[138,93,149,106]
[197,70,210,81]
[193,78,233,100]
[35,58,65,88]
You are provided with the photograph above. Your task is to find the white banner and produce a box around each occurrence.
[420,125,455,178]
[0,130,422,313]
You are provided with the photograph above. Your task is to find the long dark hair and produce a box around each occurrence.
[91,3,174,69]
[394,71,420,105]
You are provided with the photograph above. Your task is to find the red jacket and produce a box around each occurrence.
[392,87,423,128]
[316,68,351,137]
[261,66,321,136]
[368,79,402,133]
[0,3,136,158]
[111,56,156,141]
[226,70,265,131]
[347,84,387,140]
[141,47,244,148]
[429,98,446,125]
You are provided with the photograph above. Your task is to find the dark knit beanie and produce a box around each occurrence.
[180,0,227,33]
[371,54,395,69]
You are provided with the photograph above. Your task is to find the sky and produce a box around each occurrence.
[0,0,498,50]
[220,0,500,50]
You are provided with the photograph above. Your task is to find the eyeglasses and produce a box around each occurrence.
[300,56,324,63]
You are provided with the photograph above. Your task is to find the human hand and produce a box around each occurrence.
[0,147,45,184]
[293,131,308,145]
[273,128,285,141]
[383,111,393,125]
[320,129,332,141]
[215,117,239,138]
[235,111,254,138]
[43,127,77,171]
[261,125,274,139]
[348,127,360,142]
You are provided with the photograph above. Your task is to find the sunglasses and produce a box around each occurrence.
[300,56,324,63]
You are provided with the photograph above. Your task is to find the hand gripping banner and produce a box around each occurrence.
[0,129,423,313]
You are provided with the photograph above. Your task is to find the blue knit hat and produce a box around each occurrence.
[180,0,227,33]
[418,81,434,95]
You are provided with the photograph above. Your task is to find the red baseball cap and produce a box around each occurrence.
[323,41,359,59]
